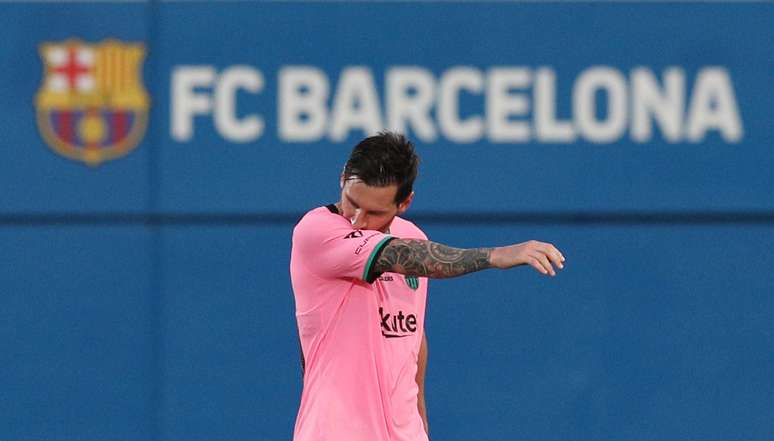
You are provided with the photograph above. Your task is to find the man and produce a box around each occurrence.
[290,132,564,441]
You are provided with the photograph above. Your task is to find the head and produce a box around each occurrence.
[339,132,420,232]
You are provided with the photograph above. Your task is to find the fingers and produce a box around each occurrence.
[526,257,547,275]
[528,253,554,276]
[528,241,565,276]
[543,244,565,270]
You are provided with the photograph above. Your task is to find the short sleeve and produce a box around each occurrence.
[292,211,395,283]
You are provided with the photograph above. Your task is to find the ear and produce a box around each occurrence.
[339,173,345,189]
[396,191,414,215]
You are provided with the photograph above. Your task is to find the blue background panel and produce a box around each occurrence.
[154,3,774,213]
[0,226,154,441]
[0,4,150,213]
[144,220,774,441]
[159,225,299,441]
[1,2,773,441]
[423,223,774,441]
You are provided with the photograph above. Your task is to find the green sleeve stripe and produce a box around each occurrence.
[362,236,394,281]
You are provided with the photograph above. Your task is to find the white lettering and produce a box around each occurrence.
[438,66,484,143]
[686,67,743,142]
[170,64,744,145]
[214,66,264,143]
[574,67,628,143]
[487,68,531,142]
[329,67,383,142]
[534,67,575,142]
[171,66,215,142]
[386,67,437,142]
[631,67,684,143]
[279,66,329,142]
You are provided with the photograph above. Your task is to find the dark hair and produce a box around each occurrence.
[343,131,420,204]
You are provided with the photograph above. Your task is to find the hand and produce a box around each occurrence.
[489,240,565,276]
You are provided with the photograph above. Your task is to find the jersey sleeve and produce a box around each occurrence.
[293,212,395,283]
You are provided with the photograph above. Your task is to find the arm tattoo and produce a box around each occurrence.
[373,239,493,279]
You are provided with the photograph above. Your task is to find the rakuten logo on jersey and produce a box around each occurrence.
[379,306,417,339]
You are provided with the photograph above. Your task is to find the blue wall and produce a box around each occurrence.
[1,2,773,441]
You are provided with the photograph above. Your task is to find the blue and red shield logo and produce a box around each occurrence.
[35,39,149,166]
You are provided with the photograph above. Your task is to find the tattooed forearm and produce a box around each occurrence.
[373,239,493,279]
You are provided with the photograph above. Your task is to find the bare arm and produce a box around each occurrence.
[373,239,492,278]
[373,239,565,278]
[416,332,429,435]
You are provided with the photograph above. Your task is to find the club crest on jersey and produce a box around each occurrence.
[405,275,419,290]
[35,39,149,166]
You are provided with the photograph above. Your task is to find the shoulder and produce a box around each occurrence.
[391,216,428,240]
[294,205,340,231]
[293,205,352,247]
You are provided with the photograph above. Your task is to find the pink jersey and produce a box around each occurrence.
[290,205,429,441]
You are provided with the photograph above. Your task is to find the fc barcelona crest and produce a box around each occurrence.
[35,39,149,166]
[405,275,419,290]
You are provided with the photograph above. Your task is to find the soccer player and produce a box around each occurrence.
[290,132,565,441]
